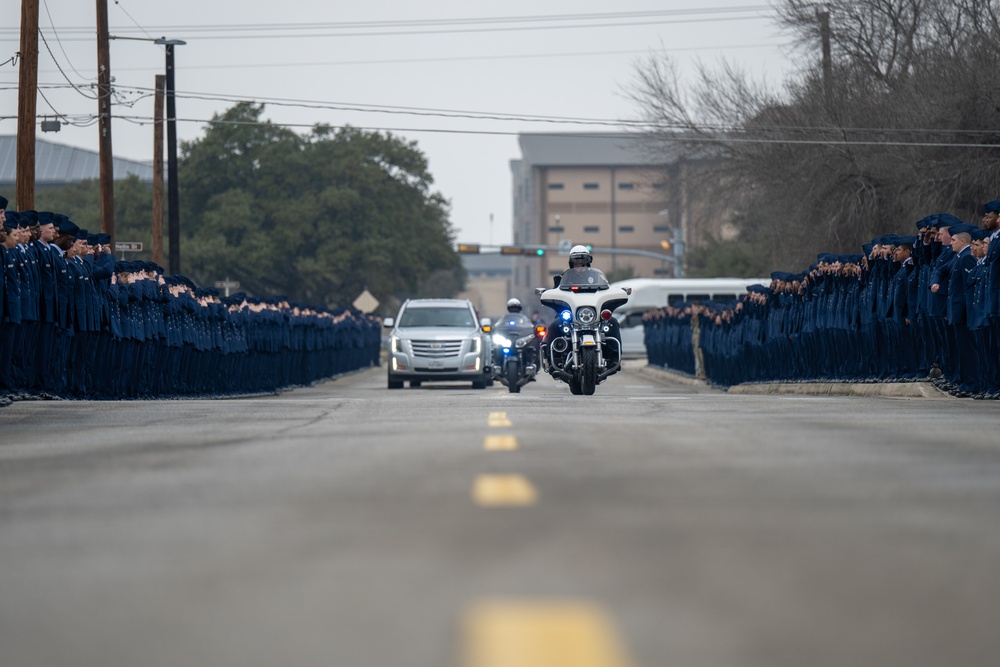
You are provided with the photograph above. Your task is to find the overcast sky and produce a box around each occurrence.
[2,1,795,245]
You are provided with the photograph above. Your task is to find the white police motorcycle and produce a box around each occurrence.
[535,267,631,395]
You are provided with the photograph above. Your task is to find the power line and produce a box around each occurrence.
[39,113,998,148]
[1,7,775,36]
[40,0,89,80]
[10,81,1000,140]
[51,42,784,74]
[36,29,97,99]
[2,7,776,42]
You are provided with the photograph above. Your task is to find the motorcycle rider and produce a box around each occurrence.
[493,298,538,364]
[543,245,622,359]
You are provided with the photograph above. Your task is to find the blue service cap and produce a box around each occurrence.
[982,200,1000,214]
[936,213,964,228]
[3,211,19,229]
[971,228,990,241]
[18,210,38,226]
[96,233,111,245]
[75,228,89,241]
[862,243,874,256]
[55,216,79,236]
[916,215,936,229]
[948,223,977,237]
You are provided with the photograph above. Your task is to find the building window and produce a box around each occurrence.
[548,183,564,190]
[618,225,635,233]
[618,182,635,190]
[583,183,599,190]
[653,225,670,233]
[548,226,565,233]
[583,226,600,233]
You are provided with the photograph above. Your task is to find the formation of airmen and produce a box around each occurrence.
[1,196,382,400]
[645,199,1000,397]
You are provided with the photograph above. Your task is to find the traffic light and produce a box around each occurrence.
[500,246,524,255]
[533,247,546,256]
[457,243,481,253]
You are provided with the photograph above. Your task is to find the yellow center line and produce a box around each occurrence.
[484,435,519,451]
[461,600,635,667]
[487,411,512,427]
[472,475,537,506]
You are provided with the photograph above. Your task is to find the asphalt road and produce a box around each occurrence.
[2,364,999,667]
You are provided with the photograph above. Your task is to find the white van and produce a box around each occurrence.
[611,278,771,358]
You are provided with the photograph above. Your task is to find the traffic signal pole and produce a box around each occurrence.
[458,244,676,263]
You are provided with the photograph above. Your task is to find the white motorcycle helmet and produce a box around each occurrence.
[506,298,522,313]
[568,245,592,268]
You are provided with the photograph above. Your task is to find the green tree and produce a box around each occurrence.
[179,103,464,308]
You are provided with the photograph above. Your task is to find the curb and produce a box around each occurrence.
[635,363,952,398]
[725,381,951,399]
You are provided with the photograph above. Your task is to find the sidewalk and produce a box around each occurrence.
[632,361,952,399]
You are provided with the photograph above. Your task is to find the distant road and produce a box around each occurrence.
[2,366,999,667]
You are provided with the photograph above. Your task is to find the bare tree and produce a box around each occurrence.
[628,0,1000,272]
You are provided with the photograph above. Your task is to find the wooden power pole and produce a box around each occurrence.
[17,0,40,211]
[818,8,833,109]
[152,75,165,265]
[96,0,115,242]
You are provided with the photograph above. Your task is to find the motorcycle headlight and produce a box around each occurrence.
[515,334,535,348]
[576,307,597,324]
[492,333,512,348]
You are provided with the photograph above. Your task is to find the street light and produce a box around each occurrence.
[154,37,185,275]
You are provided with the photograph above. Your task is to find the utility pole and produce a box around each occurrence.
[152,74,165,266]
[818,7,833,109]
[96,0,115,243]
[17,0,40,211]
[155,38,185,275]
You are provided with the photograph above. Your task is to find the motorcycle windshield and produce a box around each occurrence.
[558,267,610,291]
[494,313,534,333]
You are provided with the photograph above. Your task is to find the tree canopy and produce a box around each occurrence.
[629,0,1000,272]
[179,103,463,309]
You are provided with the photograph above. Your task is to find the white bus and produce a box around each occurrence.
[611,277,771,358]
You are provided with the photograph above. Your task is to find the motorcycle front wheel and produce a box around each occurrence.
[580,347,598,395]
[506,359,521,393]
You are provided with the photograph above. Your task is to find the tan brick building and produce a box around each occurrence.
[509,133,734,310]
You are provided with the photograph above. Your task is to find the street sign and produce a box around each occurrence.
[352,289,380,314]
[214,279,240,297]
[115,242,142,252]
[557,239,573,255]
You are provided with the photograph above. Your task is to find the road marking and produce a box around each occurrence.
[484,435,519,451]
[461,600,635,667]
[626,396,692,400]
[472,475,537,506]
[488,411,512,427]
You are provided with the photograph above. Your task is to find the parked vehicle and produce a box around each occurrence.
[536,267,631,395]
[383,299,492,389]
[490,312,543,393]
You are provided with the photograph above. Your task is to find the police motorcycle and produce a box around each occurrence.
[535,267,631,395]
[489,299,544,393]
